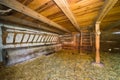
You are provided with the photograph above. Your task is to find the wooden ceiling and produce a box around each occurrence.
[0,0,120,34]
[101,0,120,31]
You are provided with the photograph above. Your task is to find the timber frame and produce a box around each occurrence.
[0,0,120,66]
[93,0,119,66]
[53,0,81,32]
[0,0,70,33]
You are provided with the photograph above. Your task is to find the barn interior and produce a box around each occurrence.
[0,0,120,80]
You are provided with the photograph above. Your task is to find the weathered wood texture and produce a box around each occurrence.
[96,0,118,23]
[95,22,101,63]
[0,0,119,32]
[0,0,70,33]
[101,0,120,30]
[53,0,81,32]
[0,16,64,34]
[1,26,60,48]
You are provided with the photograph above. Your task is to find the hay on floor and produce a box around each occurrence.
[0,50,120,80]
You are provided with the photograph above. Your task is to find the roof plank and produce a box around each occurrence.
[104,20,120,31]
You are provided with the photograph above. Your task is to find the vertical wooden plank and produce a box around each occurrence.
[44,35,49,43]
[90,32,92,46]
[36,35,40,43]
[80,31,82,54]
[2,27,8,45]
[13,33,17,44]
[78,33,80,53]
[26,34,30,43]
[48,35,52,43]
[31,34,35,43]
[43,34,47,43]
[50,36,54,43]
[20,33,25,43]
[37,34,42,42]
[46,35,51,43]
[2,31,8,45]
[40,34,46,43]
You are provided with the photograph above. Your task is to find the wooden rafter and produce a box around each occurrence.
[96,0,118,23]
[53,0,81,32]
[0,0,70,33]
[0,16,63,34]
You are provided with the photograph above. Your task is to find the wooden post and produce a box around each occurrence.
[92,22,103,67]
[80,31,82,54]
[95,22,101,63]
[78,33,80,53]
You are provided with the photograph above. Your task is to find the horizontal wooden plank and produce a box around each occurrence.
[73,1,104,14]
[70,0,104,10]
[0,16,64,34]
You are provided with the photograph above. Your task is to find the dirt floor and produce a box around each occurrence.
[0,50,120,80]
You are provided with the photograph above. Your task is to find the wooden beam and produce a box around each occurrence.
[0,16,63,34]
[0,0,70,33]
[96,0,118,23]
[53,0,81,32]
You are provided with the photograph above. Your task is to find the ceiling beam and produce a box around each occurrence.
[53,0,81,32]
[96,0,118,23]
[103,20,120,31]
[0,16,64,34]
[0,0,70,33]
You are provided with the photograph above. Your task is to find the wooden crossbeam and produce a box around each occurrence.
[96,0,118,23]
[53,0,81,32]
[0,0,70,33]
[0,16,63,34]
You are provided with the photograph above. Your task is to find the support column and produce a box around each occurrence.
[72,32,77,49]
[92,22,104,67]
[95,22,101,63]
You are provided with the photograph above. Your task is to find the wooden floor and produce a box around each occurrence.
[0,50,120,80]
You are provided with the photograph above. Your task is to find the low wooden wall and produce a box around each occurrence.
[0,24,62,65]
[2,44,62,65]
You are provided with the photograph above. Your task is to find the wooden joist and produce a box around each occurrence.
[96,0,118,23]
[0,16,63,34]
[0,0,70,33]
[53,0,81,32]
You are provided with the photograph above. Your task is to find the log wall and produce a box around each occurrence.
[0,23,62,65]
